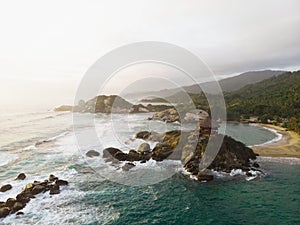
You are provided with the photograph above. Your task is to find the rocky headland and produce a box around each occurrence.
[97,126,260,182]
[55,95,173,113]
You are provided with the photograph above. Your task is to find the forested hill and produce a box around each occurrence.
[225,71,300,132]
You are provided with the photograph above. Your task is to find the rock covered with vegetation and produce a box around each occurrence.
[187,71,300,133]
[56,95,174,114]
[148,108,210,123]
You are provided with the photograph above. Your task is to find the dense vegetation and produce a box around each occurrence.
[166,71,300,133]
[140,97,169,103]
[224,71,300,133]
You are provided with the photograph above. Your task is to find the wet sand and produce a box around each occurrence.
[252,124,300,158]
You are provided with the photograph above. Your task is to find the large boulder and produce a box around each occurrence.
[137,143,151,154]
[0,207,10,218]
[55,179,68,186]
[16,194,30,205]
[103,147,123,159]
[113,152,129,161]
[5,198,16,208]
[15,173,26,180]
[49,184,60,195]
[127,150,142,161]
[31,185,45,195]
[0,184,12,192]
[11,202,25,213]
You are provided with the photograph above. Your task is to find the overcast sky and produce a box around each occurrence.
[0,0,300,109]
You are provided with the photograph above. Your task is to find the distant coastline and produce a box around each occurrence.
[252,124,300,158]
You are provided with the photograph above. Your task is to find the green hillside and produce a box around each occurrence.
[183,71,300,133]
[225,71,300,132]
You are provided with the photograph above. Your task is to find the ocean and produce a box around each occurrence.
[0,110,299,224]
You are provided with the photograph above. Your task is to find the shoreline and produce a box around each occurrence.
[252,123,300,158]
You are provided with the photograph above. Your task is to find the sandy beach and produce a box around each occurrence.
[252,124,300,158]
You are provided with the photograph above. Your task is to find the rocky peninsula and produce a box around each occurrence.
[55,95,173,113]
[94,106,260,182]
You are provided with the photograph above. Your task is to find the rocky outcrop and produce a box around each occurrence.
[129,104,150,113]
[73,95,133,113]
[148,108,179,123]
[148,108,210,123]
[183,109,209,123]
[56,95,175,114]
[54,105,73,112]
[102,128,259,182]
[0,174,68,219]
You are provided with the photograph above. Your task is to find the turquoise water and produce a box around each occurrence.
[69,160,300,225]
[220,122,278,146]
[0,111,299,224]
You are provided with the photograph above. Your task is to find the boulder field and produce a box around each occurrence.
[101,129,260,181]
[0,173,68,219]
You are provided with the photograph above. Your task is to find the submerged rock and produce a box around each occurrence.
[0,184,12,192]
[122,163,136,171]
[86,150,100,157]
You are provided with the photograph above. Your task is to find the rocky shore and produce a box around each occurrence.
[0,173,68,219]
[96,127,260,182]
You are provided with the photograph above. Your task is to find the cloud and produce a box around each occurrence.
[0,0,299,107]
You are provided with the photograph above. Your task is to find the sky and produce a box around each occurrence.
[0,0,300,109]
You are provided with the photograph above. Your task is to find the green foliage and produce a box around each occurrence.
[140,98,169,103]
[224,71,300,133]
